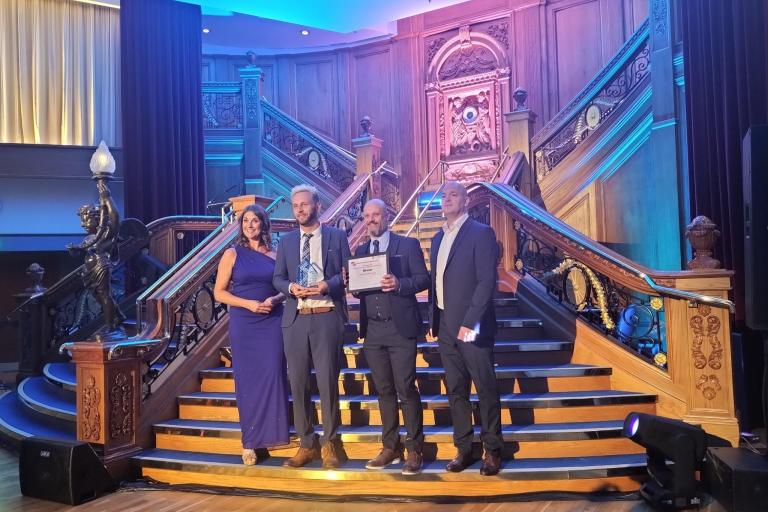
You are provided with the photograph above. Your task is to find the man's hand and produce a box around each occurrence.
[315,280,330,295]
[457,326,477,343]
[380,274,399,293]
[342,267,349,287]
[290,283,314,298]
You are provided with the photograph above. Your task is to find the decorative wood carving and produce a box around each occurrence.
[696,374,722,400]
[689,304,725,399]
[426,37,447,66]
[425,26,509,185]
[652,0,668,36]
[81,374,101,441]
[109,371,133,439]
[485,22,509,50]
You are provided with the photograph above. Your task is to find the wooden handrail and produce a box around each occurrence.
[320,161,388,225]
[471,182,734,311]
[489,147,512,183]
[530,19,650,151]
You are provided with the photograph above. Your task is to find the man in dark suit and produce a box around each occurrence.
[353,199,429,475]
[429,181,503,476]
[273,184,351,469]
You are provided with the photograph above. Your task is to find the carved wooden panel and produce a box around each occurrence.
[556,188,596,239]
[513,7,543,126]
[351,47,395,164]
[549,0,603,112]
[294,59,337,140]
[629,0,649,33]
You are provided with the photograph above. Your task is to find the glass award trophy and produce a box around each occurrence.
[297,260,322,287]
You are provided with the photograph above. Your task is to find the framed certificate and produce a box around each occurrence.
[347,253,389,293]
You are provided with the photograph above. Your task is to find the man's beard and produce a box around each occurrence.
[297,207,319,226]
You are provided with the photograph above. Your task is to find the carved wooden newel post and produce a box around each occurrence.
[70,342,143,472]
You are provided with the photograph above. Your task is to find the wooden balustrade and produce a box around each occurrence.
[471,183,739,445]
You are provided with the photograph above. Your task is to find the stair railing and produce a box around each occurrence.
[7,215,223,381]
[489,147,512,183]
[261,99,358,193]
[390,160,446,229]
[531,19,651,182]
[466,181,739,444]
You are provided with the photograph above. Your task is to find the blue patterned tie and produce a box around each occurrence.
[302,233,312,267]
[372,239,380,254]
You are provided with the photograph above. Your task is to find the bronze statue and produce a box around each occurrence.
[68,178,125,337]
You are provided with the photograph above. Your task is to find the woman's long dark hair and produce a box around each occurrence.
[237,204,272,250]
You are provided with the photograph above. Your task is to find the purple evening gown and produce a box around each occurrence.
[228,245,289,449]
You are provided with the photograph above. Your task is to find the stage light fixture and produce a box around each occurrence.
[623,412,708,510]
[202,28,210,34]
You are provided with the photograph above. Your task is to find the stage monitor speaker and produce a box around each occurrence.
[705,447,768,512]
[19,437,115,505]
[743,125,768,330]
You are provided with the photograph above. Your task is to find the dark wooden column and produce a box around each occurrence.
[69,341,143,476]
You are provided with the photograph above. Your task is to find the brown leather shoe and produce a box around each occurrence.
[321,440,349,469]
[445,451,474,472]
[282,445,320,468]
[479,450,501,476]
[401,451,423,476]
[365,448,402,470]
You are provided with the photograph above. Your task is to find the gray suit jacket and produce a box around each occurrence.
[273,225,351,327]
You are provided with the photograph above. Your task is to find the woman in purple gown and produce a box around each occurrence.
[214,204,289,465]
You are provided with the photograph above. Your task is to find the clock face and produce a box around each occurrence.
[564,267,590,310]
[585,104,601,129]
[192,287,215,330]
[307,149,321,170]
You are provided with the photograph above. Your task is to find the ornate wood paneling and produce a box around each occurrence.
[549,0,604,112]
[201,0,648,197]
[293,58,338,140]
[350,46,395,165]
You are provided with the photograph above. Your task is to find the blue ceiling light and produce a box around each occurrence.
[177,0,469,33]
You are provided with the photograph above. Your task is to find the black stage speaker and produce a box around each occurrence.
[705,447,768,512]
[19,437,115,505]
[743,125,768,330]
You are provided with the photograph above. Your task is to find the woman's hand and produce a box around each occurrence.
[247,300,273,314]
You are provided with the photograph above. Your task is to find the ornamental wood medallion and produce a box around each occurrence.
[81,375,101,441]
[690,305,724,399]
[424,23,510,185]
[109,371,133,440]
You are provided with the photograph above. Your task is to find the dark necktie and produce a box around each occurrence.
[372,239,380,254]
[302,233,312,267]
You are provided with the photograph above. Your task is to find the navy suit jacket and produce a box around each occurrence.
[354,232,430,339]
[273,225,351,327]
[429,218,498,343]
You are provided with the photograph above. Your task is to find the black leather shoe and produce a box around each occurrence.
[445,451,474,472]
[480,450,501,476]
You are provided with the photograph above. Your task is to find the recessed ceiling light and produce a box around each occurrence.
[202,28,210,34]
[300,29,310,36]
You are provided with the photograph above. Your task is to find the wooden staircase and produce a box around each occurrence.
[131,291,653,497]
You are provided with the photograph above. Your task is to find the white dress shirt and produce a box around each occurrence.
[369,230,391,254]
[435,212,468,310]
[296,226,333,308]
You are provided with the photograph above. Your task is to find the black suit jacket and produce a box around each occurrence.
[355,232,430,339]
[273,225,351,327]
[429,218,498,343]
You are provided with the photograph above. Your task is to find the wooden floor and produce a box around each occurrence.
[0,448,728,512]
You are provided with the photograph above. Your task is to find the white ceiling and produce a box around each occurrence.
[80,0,472,54]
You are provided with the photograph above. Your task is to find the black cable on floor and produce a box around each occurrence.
[118,478,641,504]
